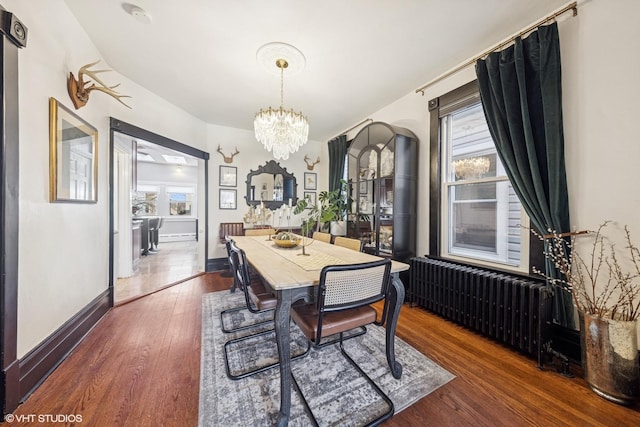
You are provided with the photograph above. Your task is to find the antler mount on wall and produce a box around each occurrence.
[217,145,239,163]
[304,155,320,170]
[67,60,132,109]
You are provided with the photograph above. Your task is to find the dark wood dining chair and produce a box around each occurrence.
[218,223,244,276]
[219,222,244,243]
[222,241,310,380]
[290,258,394,426]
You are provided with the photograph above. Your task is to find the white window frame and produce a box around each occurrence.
[439,102,529,273]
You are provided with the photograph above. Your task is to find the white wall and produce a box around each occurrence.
[7,0,208,358]
[206,123,324,259]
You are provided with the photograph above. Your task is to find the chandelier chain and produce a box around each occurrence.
[280,65,284,108]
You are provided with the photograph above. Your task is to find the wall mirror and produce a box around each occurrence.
[245,160,298,210]
[49,97,98,203]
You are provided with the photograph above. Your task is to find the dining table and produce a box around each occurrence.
[232,235,409,426]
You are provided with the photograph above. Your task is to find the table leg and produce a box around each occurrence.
[275,289,292,427]
[386,273,405,379]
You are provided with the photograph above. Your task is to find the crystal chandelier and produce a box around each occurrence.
[254,57,309,160]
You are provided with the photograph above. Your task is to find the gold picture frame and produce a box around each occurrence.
[49,98,98,203]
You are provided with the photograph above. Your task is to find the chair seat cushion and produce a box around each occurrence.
[292,303,377,341]
[248,283,276,310]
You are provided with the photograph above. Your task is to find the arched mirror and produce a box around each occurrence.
[245,160,298,210]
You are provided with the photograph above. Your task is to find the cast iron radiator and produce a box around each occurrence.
[409,257,553,367]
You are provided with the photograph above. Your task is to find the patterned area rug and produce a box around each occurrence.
[199,290,455,426]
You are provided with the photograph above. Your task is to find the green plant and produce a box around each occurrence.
[294,180,348,234]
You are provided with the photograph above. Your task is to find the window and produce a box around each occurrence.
[167,186,194,216]
[431,82,529,272]
[132,185,159,215]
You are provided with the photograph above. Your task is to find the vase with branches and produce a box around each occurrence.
[533,221,640,405]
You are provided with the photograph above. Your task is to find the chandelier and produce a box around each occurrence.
[254,44,309,160]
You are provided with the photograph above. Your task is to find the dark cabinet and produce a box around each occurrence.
[346,122,418,263]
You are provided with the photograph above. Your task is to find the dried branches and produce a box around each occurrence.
[533,221,640,321]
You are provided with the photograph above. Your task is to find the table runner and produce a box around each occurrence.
[253,236,348,271]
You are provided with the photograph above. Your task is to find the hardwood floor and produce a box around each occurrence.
[11,273,640,426]
[115,240,200,304]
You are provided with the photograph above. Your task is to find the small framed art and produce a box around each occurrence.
[219,165,237,187]
[304,172,317,190]
[304,191,316,207]
[219,188,237,209]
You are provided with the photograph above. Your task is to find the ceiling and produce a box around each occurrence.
[64,0,569,142]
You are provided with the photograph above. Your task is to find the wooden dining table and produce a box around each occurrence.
[232,235,409,426]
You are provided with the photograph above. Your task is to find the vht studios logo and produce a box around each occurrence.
[4,413,83,423]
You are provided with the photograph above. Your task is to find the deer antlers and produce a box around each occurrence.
[67,60,132,109]
[217,145,239,163]
[304,155,320,170]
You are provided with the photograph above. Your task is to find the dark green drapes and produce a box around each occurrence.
[328,134,348,192]
[475,23,574,329]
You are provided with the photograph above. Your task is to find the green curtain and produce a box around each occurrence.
[327,135,348,192]
[475,23,574,329]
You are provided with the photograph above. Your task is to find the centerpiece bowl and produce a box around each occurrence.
[273,231,300,248]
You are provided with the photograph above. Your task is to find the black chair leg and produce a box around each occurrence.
[219,306,274,334]
[290,332,394,427]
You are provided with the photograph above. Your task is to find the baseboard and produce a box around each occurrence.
[207,257,227,272]
[159,233,197,243]
[18,289,110,402]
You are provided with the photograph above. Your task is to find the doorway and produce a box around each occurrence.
[109,119,209,305]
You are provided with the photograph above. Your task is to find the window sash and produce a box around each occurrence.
[439,101,528,271]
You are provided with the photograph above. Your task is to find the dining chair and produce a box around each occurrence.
[244,228,275,236]
[222,241,310,380]
[312,231,331,243]
[220,239,274,334]
[333,236,363,251]
[218,222,244,243]
[290,259,394,426]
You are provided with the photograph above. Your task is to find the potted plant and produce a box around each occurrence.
[534,222,640,405]
[294,180,349,236]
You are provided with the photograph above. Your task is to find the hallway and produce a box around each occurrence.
[115,240,200,304]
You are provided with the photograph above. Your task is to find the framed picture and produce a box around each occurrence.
[219,165,237,187]
[304,191,316,207]
[304,172,317,190]
[219,188,237,210]
[49,98,98,203]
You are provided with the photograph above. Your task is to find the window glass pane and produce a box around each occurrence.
[448,103,503,181]
[452,182,496,201]
[451,199,497,252]
[169,192,192,216]
[132,191,157,215]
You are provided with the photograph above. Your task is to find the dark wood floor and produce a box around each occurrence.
[11,273,640,426]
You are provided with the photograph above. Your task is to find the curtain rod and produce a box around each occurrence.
[331,118,373,140]
[415,1,578,95]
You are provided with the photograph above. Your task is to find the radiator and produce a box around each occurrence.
[409,257,553,367]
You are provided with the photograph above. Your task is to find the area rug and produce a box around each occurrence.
[198,290,455,426]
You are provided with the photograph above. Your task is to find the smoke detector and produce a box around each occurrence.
[122,3,152,24]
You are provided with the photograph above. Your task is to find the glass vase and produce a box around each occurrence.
[580,312,639,405]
